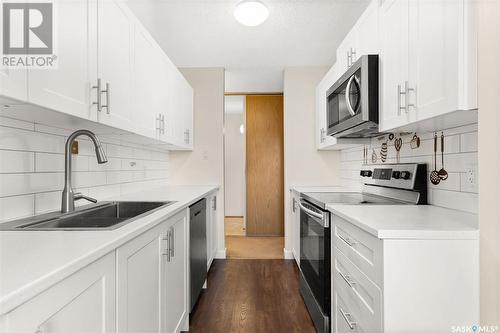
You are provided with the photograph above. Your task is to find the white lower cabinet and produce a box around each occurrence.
[331,214,479,333]
[290,190,300,266]
[0,252,116,333]
[206,194,218,270]
[116,209,188,333]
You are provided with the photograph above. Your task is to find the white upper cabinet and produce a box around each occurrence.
[355,0,380,56]
[316,64,339,149]
[27,0,97,121]
[171,70,194,149]
[336,29,357,72]
[379,0,411,130]
[97,0,135,132]
[133,22,167,140]
[380,0,477,132]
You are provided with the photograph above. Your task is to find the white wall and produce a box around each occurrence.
[478,0,500,325]
[169,68,226,258]
[225,68,284,93]
[224,97,245,217]
[283,66,342,257]
[0,117,169,223]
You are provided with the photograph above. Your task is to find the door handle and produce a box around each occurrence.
[163,230,171,262]
[92,78,102,112]
[337,233,356,247]
[169,227,175,258]
[101,83,110,114]
[339,306,356,330]
[338,269,356,288]
[344,75,358,117]
[405,81,415,113]
[398,84,406,115]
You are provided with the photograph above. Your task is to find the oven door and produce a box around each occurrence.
[299,199,330,314]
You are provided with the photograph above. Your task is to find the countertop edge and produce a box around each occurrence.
[0,186,218,315]
[327,205,479,240]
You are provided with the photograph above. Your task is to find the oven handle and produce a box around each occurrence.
[298,200,328,227]
[344,74,358,117]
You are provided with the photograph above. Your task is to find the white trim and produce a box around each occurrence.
[283,248,294,260]
[215,248,227,259]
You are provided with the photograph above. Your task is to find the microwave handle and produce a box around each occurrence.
[344,75,357,117]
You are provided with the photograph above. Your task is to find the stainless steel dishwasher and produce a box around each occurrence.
[189,198,207,312]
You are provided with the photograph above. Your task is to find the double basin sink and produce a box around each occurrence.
[0,201,175,231]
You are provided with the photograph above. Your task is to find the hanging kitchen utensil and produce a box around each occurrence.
[371,148,377,163]
[438,132,448,180]
[394,137,403,163]
[430,132,441,185]
[364,146,368,164]
[380,141,388,163]
[388,133,395,141]
[410,133,421,149]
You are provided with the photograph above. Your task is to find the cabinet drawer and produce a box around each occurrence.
[334,247,382,333]
[333,214,383,286]
[334,290,374,333]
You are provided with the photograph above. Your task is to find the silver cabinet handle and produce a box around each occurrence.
[350,47,356,64]
[347,50,351,68]
[102,83,110,114]
[92,78,102,112]
[212,196,217,210]
[398,84,406,115]
[339,306,356,330]
[162,115,165,134]
[338,270,356,288]
[292,197,296,212]
[156,114,162,132]
[344,75,358,116]
[163,230,171,262]
[184,129,190,144]
[338,233,356,247]
[405,81,415,113]
[169,227,174,258]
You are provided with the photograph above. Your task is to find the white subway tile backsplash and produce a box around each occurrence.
[0,151,34,173]
[0,194,34,221]
[339,124,478,213]
[0,120,170,223]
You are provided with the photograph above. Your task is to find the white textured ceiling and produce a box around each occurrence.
[126,0,369,92]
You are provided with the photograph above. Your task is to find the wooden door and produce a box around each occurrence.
[246,95,284,236]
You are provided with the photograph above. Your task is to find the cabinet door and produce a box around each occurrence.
[355,0,379,56]
[116,223,164,333]
[408,0,460,121]
[28,0,97,121]
[97,0,134,132]
[336,29,356,71]
[379,0,411,132]
[0,69,27,103]
[317,64,339,149]
[291,191,300,266]
[133,23,164,140]
[171,71,193,149]
[163,210,188,333]
[1,253,115,333]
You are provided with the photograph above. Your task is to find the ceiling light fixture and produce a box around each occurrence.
[234,0,269,27]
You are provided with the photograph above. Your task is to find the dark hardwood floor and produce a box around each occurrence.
[188,259,316,333]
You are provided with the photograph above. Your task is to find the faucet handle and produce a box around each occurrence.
[74,192,98,204]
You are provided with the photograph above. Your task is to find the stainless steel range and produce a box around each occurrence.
[299,163,427,333]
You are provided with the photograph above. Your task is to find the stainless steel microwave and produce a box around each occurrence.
[326,54,379,138]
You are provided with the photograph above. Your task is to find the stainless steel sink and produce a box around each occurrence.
[0,201,175,231]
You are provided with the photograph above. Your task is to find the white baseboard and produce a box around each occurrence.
[215,248,226,259]
[283,248,294,260]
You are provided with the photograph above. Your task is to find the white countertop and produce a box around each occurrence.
[0,185,218,315]
[327,204,478,240]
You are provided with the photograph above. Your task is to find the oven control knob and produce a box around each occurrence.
[360,170,372,177]
[392,171,401,179]
[400,171,411,180]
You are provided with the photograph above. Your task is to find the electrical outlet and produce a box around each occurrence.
[462,164,477,192]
